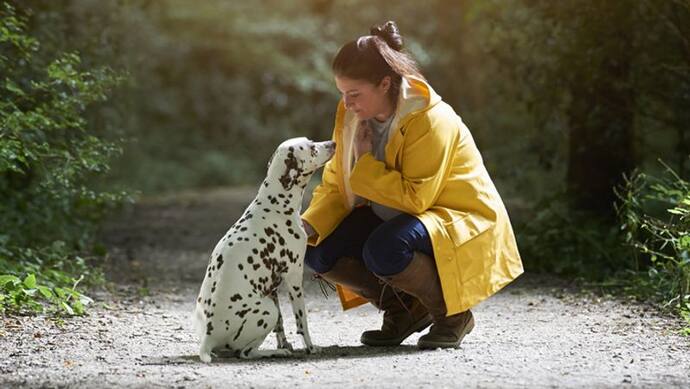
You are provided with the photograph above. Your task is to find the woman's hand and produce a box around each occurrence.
[354,120,373,160]
[302,218,316,237]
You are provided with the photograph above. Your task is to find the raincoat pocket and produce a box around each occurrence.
[443,214,493,248]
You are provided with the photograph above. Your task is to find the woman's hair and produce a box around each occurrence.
[332,21,424,103]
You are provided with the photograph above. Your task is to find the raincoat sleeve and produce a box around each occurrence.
[349,113,457,215]
[301,153,350,247]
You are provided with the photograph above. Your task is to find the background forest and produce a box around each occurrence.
[1,0,688,327]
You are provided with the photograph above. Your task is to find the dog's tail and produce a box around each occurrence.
[190,296,205,340]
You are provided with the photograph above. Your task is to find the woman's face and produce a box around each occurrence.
[334,75,392,121]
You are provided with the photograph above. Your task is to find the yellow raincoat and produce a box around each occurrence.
[301,75,523,316]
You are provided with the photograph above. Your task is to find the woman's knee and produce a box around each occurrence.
[361,213,433,276]
[304,246,335,274]
[361,232,413,277]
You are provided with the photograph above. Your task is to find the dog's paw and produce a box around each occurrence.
[240,348,293,359]
[199,352,212,363]
[271,349,293,358]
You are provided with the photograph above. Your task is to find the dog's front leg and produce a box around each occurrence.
[285,273,319,354]
[270,291,293,351]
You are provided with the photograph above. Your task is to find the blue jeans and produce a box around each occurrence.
[304,206,434,276]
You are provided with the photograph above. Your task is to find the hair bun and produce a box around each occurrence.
[370,21,403,51]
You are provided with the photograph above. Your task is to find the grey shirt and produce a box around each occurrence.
[355,115,404,221]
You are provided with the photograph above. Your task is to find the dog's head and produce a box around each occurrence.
[266,137,336,191]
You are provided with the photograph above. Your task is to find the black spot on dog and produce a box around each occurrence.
[233,319,247,341]
[238,263,243,270]
[206,321,214,335]
[216,255,224,269]
[257,319,264,327]
[230,294,242,302]
[237,308,251,319]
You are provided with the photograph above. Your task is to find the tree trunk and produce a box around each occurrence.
[566,10,635,216]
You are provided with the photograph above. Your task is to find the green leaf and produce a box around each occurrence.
[54,287,66,299]
[60,301,74,315]
[23,273,36,288]
[0,274,20,286]
[4,79,25,96]
[37,286,53,299]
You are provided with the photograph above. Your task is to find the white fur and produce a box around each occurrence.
[191,137,335,362]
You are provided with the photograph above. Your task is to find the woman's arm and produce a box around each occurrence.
[301,152,350,246]
[349,111,458,215]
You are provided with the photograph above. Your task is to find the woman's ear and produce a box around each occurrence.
[379,76,391,94]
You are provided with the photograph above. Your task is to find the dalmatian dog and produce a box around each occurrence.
[191,137,336,362]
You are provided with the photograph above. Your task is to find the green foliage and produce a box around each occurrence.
[0,3,128,315]
[616,163,690,312]
[515,196,629,279]
[474,0,690,208]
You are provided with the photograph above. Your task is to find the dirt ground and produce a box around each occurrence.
[1,186,689,388]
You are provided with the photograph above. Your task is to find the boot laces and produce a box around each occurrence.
[377,278,412,316]
[312,273,335,298]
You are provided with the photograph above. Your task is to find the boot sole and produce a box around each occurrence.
[360,316,433,347]
[417,315,475,349]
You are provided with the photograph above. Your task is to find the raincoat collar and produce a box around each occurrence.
[338,75,442,208]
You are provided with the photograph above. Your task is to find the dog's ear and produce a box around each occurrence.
[279,146,303,191]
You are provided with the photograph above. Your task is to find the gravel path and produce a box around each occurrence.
[1,186,689,388]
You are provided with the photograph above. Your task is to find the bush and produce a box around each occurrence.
[0,4,129,315]
[515,194,629,279]
[616,163,690,313]
[516,161,690,330]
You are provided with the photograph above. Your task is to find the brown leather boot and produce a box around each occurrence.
[379,251,475,349]
[319,256,432,346]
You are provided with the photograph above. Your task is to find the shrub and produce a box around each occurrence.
[0,4,129,315]
[616,163,690,312]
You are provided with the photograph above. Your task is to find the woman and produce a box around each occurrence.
[300,21,523,349]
